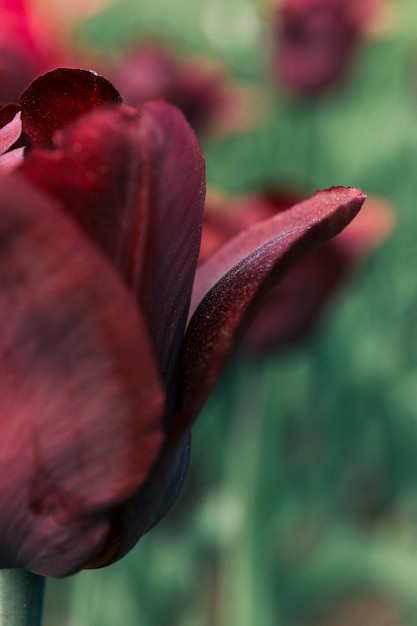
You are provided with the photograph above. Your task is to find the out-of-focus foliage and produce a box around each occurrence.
[44,0,417,624]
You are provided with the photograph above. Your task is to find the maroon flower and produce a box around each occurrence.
[0,68,365,577]
[201,188,393,352]
[106,42,256,136]
[271,0,382,96]
[0,0,72,104]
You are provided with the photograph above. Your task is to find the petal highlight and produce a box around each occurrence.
[0,111,21,154]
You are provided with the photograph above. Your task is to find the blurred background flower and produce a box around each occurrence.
[0,0,75,103]
[269,0,388,96]
[104,41,260,137]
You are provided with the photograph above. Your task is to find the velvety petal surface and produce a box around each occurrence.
[20,68,122,144]
[245,194,394,352]
[242,243,350,351]
[23,100,206,390]
[22,101,205,569]
[177,187,366,432]
[0,174,164,577]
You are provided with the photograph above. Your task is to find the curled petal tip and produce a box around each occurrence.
[20,68,122,144]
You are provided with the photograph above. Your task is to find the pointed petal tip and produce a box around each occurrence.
[316,185,367,204]
[179,183,368,435]
[329,185,366,199]
[324,186,367,210]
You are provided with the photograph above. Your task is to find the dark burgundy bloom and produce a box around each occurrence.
[107,42,255,136]
[271,0,382,96]
[0,0,71,103]
[201,188,393,352]
[0,68,365,577]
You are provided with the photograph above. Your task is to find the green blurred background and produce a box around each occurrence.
[44,0,417,623]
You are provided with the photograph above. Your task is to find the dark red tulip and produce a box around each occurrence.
[201,188,393,353]
[271,0,382,96]
[0,68,366,577]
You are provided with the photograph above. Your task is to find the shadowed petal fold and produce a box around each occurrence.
[23,100,206,390]
[177,187,366,433]
[0,174,164,577]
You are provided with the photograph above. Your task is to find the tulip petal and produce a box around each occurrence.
[20,68,122,145]
[0,174,164,577]
[86,431,192,568]
[0,111,21,154]
[0,145,24,172]
[98,185,364,564]
[0,111,24,172]
[23,101,206,391]
[0,103,21,127]
[176,187,366,432]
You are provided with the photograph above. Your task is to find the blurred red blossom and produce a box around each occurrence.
[201,187,394,352]
[106,41,258,136]
[0,0,74,103]
[270,0,384,96]
[0,68,365,577]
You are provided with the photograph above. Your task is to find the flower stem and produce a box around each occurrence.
[0,570,45,626]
